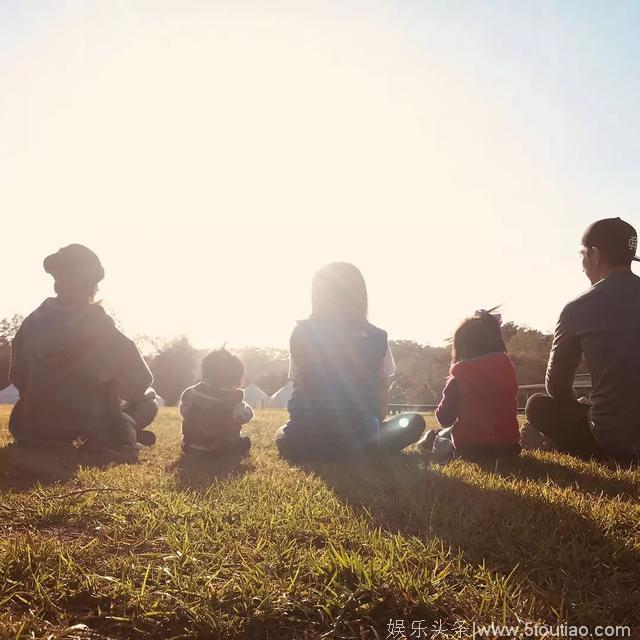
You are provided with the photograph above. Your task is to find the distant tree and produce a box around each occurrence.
[256,371,289,396]
[233,347,289,394]
[0,315,23,390]
[389,340,450,405]
[388,323,563,406]
[148,336,197,405]
[504,325,553,386]
[500,321,521,345]
[186,345,289,395]
[134,334,168,358]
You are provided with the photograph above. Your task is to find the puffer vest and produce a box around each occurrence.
[450,352,520,448]
[287,318,387,432]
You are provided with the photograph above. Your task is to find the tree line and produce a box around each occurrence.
[0,316,565,406]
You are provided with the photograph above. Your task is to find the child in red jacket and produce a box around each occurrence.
[419,310,521,461]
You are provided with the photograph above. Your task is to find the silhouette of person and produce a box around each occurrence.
[9,244,158,450]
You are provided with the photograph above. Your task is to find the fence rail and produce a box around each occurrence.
[389,403,529,415]
[390,374,592,417]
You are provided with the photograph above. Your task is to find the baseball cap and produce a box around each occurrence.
[581,218,639,263]
[43,244,105,286]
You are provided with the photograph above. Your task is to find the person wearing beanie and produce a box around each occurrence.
[525,218,640,460]
[8,244,158,452]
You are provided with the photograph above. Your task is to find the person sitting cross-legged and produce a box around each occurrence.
[179,348,253,455]
[275,262,425,460]
[9,244,158,451]
[418,310,521,462]
[525,218,640,460]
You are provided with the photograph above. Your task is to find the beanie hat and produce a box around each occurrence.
[43,244,104,287]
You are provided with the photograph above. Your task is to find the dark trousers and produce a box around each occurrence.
[10,393,158,446]
[378,413,426,453]
[276,413,426,460]
[431,426,521,459]
[525,393,603,457]
[122,395,158,432]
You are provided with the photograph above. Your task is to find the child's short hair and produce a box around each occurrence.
[452,312,506,362]
[201,348,244,388]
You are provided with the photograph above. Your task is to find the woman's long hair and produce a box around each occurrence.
[451,311,506,363]
[310,262,368,325]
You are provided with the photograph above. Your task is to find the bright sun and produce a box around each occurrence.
[2,3,602,348]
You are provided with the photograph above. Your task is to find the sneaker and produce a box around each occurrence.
[520,422,555,451]
[417,428,439,454]
[432,434,455,463]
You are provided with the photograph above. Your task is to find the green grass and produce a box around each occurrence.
[0,407,639,639]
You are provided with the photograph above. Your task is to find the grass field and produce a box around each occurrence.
[0,406,639,639]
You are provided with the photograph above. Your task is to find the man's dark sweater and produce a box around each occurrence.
[546,271,640,456]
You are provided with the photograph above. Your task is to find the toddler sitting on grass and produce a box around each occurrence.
[418,310,521,462]
[179,348,253,455]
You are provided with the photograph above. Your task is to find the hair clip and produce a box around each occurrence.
[474,305,503,324]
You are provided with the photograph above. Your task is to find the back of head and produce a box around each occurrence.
[43,244,104,305]
[452,311,506,362]
[201,348,244,389]
[311,262,368,326]
[582,218,638,267]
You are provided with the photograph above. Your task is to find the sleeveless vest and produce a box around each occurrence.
[287,318,388,435]
[450,352,520,448]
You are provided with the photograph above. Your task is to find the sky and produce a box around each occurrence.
[1,0,640,349]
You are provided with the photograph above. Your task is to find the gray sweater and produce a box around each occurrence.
[546,271,640,456]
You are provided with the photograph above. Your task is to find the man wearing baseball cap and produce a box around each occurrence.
[8,244,158,452]
[525,218,640,459]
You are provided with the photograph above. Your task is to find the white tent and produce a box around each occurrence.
[269,381,293,409]
[243,382,271,410]
[0,384,19,404]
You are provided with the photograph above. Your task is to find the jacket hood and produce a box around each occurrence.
[196,383,244,403]
[20,298,115,360]
[451,351,512,373]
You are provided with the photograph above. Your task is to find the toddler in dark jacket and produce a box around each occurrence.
[179,348,253,454]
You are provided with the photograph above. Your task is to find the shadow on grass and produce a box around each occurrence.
[0,443,79,491]
[300,452,640,625]
[474,452,640,500]
[0,442,142,491]
[170,450,254,492]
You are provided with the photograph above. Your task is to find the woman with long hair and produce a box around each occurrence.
[275,262,425,459]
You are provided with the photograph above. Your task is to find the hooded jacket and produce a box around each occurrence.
[438,352,520,449]
[179,383,253,448]
[9,298,153,441]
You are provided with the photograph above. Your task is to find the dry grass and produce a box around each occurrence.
[0,406,638,639]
